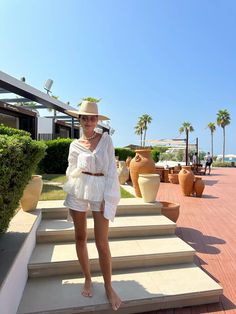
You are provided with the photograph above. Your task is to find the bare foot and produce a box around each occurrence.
[81,279,93,297]
[105,286,122,311]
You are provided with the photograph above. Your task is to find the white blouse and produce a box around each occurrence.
[63,132,120,221]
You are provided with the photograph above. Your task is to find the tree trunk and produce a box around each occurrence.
[223,127,225,162]
[143,122,147,147]
[211,131,214,158]
[143,130,146,147]
[185,130,189,166]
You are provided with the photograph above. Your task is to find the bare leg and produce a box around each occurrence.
[70,209,93,297]
[92,211,122,311]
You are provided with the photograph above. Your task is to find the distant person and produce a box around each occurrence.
[192,152,198,173]
[192,152,198,165]
[205,152,213,175]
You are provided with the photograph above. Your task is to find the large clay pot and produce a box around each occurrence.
[160,201,180,222]
[138,174,160,202]
[126,156,132,168]
[181,166,192,171]
[178,168,194,196]
[129,149,156,197]
[168,173,179,184]
[117,161,129,185]
[20,175,43,212]
[193,176,205,197]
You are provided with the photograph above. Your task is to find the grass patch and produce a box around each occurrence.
[40,184,67,200]
[41,174,67,183]
[120,186,134,198]
[39,174,134,200]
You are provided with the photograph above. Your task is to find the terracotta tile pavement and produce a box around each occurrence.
[145,167,236,314]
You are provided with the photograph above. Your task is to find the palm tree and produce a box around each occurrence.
[179,122,194,165]
[134,119,144,147]
[216,109,231,162]
[207,122,216,158]
[140,114,152,147]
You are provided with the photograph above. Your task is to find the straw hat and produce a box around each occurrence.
[66,101,109,120]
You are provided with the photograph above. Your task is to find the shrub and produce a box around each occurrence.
[176,150,184,162]
[160,152,177,161]
[38,138,73,174]
[115,148,135,161]
[212,161,234,167]
[151,150,160,162]
[0,132,46,234]
[0,123,31,137]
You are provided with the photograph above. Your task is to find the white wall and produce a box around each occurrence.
[37,117,53,134]
[0,210,41,314]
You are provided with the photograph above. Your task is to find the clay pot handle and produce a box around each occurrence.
[135,154,141,162]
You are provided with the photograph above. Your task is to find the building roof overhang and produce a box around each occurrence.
[0,71,110,131]
[0,71,76,114]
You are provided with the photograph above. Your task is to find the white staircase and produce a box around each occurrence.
[17,199,222,314]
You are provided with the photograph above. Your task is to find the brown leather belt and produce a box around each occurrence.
[82,171,104,177]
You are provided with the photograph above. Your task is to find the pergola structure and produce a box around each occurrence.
[0,71,110,139]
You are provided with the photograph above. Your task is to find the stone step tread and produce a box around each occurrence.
[38,198,162,209]
[40,200,163,219]
[29,236,195,265]
[18,263,222,314]
[37,215,176,234]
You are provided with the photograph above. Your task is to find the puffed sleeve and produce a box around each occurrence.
[103,136,121,221]
[65,141,81,178]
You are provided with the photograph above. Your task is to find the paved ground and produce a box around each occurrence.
[149,167,236,314]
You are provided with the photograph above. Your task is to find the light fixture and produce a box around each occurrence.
[44,79,53,94]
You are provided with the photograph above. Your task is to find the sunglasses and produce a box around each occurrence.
[80,115,98,122]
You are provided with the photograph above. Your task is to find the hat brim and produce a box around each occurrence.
[66,110,109,121]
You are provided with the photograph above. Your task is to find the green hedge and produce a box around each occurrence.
[38,138,73,174]
[0,123,31,137]
[212,161,235,167]
[115,148,135,161]
[0,129,46,235]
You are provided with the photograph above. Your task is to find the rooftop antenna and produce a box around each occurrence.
[44,79,53,95]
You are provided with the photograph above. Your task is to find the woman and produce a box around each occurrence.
[63,100,121,311]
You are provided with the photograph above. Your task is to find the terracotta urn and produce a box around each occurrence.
[178,168,194,196]
[129,149,156,197]
[20,175,43,212]
[193,176,205,197]
[160,201,180,222]
[181,166,192,171]
[138,174,160,202]
[168,173,179,184]
[126,156,132,168]
[117,161,129,185]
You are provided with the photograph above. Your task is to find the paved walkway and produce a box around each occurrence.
[150,167,236,314]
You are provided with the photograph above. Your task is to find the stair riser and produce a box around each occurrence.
[17,294,221,314]
[42,207,162,220]
[37,227,175,243]
[28,254,194,278]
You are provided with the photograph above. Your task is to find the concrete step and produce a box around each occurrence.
[37,215,176,243]
[38,198,162,220]
[28,236,195,278]
[18,263,223,314]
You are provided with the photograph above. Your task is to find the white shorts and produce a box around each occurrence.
[64,193,102,212]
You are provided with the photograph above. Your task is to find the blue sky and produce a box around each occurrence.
[1,0,236,155]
